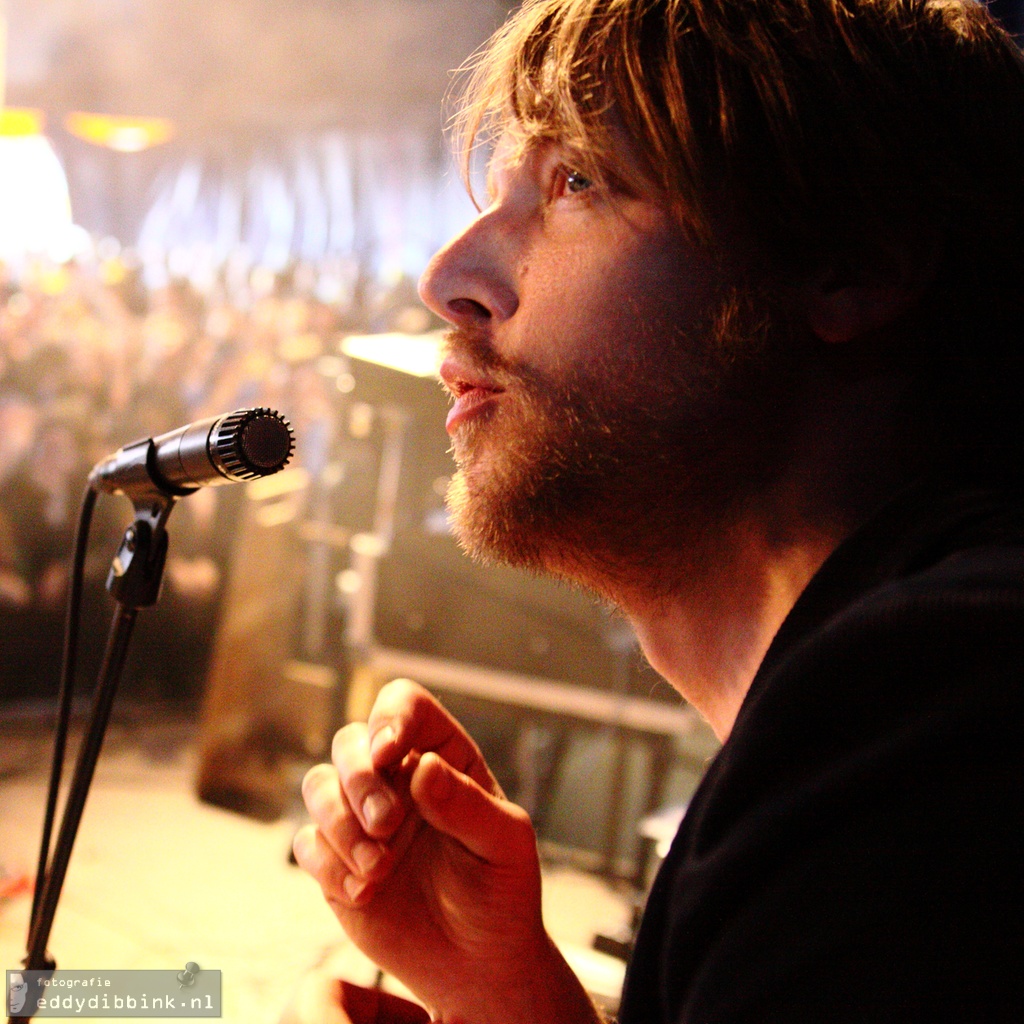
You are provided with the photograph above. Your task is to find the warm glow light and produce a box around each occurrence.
[65,112,175,152]
[0,108,45,136]
[340,331,443,378]
[0,135,76,263]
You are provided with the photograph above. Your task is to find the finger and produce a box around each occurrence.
[292,824,376,908]
[301,763,389,880]
[332,724,408,840]
[368,679,501,796]
[409,751,536,867]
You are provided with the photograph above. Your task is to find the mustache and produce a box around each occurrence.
[440,325,602,401]
[440,326,545,394]
[441,326,505,372]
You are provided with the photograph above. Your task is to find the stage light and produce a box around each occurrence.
[339,331,443,378]
[64,112,175,153]
[0,132,75,264]
[0,108,44,136]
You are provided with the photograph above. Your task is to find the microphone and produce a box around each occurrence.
[89,408,296,500]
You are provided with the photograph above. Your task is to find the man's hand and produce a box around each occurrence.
[293,679,601,1024]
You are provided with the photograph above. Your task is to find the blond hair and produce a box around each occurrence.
[452,0,1024,443]
[454,0,1024,279]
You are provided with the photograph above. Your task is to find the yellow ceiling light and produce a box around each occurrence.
[65,112,175,153]
[0,108,45,136]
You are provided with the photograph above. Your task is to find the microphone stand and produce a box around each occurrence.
[11,491,176,1024]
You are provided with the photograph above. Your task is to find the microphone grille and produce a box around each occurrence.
[211,408,295,481]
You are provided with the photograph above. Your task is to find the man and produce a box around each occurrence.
[292,0,1024,1020]
[7,972,29,1016]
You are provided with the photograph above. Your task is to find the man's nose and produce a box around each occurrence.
[418,209,519,328]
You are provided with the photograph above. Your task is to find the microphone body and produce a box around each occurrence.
[89,408,295,500]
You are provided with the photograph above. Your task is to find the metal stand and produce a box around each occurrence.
[10,495,175,1024]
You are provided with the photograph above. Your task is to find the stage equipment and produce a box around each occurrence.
[10,409,293,1024]
[90,408,296,496]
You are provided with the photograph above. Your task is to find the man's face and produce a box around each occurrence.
[8,973,28,1013]
[419,131,801,597]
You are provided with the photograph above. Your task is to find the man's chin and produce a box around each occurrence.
[444,469,551,571]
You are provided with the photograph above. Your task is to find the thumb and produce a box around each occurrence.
[410,751,536,866]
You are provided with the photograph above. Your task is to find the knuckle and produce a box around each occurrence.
[317,802,345,839]
[380,676,421,702]
[317,787,357,841]
[316,848,347,897]
[301,771,353,843]
[338,761,382,808]
[331,722,368,766]
[375,677,429,722]
[505,802,538,848]
[372,678,441,742]
[301,763,334,805]
[291,824,317,870]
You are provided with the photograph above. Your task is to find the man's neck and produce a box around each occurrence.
[623,527,838,741]
[616,350,940,741]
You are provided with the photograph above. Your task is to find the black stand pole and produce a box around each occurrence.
[22,605,137,974]
[10,496,174,1024]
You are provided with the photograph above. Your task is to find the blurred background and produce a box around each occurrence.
[1,0,1019,1019]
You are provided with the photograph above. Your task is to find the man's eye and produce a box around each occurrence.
[564,169,593,194]
[555,166,593,197]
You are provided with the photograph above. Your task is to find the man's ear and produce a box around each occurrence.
[802,237,943,345]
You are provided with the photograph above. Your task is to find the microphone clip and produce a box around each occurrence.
[105,476,178,609]
[107,514,171,609]
[93,435,196,607]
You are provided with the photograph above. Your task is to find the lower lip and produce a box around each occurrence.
[446,388,501,433]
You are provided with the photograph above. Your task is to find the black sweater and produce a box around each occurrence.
[620,471,1024,1023]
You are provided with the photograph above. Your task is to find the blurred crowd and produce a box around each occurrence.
[0,245,435,702]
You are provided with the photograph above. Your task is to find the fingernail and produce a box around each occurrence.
[352,840,384,876]
[362,790,394,830]
[370,724,396,760]
[343,875,366,903]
